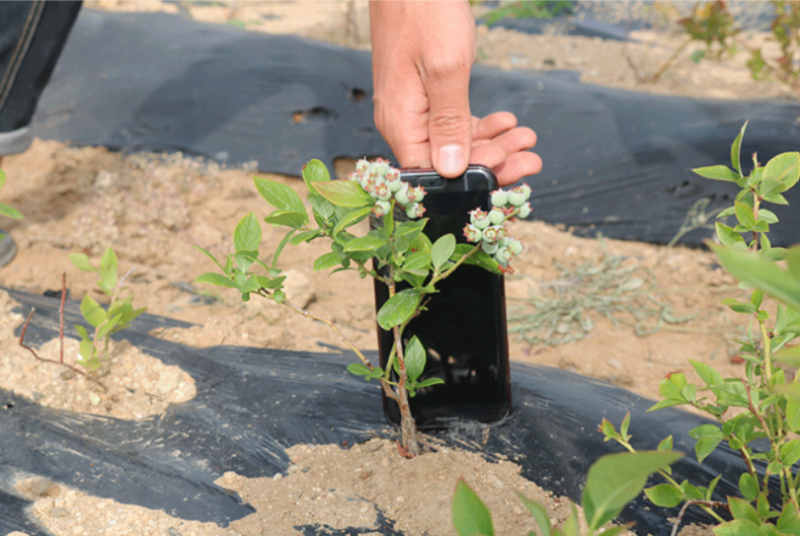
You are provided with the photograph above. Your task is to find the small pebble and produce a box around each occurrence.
[50,507,69,518]
[29,477,59,498]
[59,370,76,380]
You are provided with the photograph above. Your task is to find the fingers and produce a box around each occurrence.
[493,151,543,186]
[423,70,473,177]
[472,112,518,141]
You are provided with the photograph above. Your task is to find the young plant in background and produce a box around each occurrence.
[0,169,23,240]
[452,450,681,536]
[603,123,800,536]
[196,158,529,457]
[747,1,800,94]
[69,247,146,371]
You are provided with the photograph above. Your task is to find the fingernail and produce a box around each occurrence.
[438,145,464,176]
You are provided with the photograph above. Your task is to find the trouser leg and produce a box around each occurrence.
[0,0,83,156]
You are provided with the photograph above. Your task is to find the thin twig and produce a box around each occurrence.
[670,500,727,536]
[19,308,108,391]
[59,272,66,364]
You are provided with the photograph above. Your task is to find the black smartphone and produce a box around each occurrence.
[373,165,511,429]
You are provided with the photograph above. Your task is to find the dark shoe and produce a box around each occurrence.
[0,229,17,267]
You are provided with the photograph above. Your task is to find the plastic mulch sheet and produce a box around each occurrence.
[29,9,800,247]
[0,288,772,536]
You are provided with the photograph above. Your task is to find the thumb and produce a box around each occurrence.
[425,69,472,178]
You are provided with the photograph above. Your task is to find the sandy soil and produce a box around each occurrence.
[2,2,795,535]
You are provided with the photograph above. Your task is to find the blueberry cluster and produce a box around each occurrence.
[349,158,426,219]
[463,184,531,267]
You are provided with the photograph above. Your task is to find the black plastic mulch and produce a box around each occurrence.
[30,9,800,247]
[0,288,768,536]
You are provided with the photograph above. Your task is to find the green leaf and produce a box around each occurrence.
[690,360,724,387]
[263,210,307,229]
[308,193,335,220]
[272,229,296,269]
[377,289,421,330]
[582,451,682,531]
[254,176,307,216]
[452,244,502,274]
[786,399,800,432]
[302,159,330,190]
[781,439,800,466]
[80,294,106,328]
[764,193,789,205]
[735,201,756,230]
[718,206,736,219]
[760,179,787,199]
[404,336,426,385]
[313,180,373,208]
[98,247,118,292]
[452,479,494,536]
[395,219,427,239]
[658,436,673,451]
[515,491,551,536]
[693,165,740,182]
[347,363,371,376]
[715,222,745,247]
[234,212,262,252]
[777,505,800,534]
[739,473,759,501]
[0,202,22,220]
[333,206,373,236]
[728,497,760,524]
[711,244,800,311]
[689,424,723,463]
[193,246,227,274]
[96,315,121,340]
[644,484,682,508]
[343,235,387,253]
[256,275,286,289]
[731,122,747,176]
[714,519,762,536]
[402,251,432,276]
[74,324,91,341]
[289,229,321,245]
[313,251,343,272]
[431,234,457,271]
[414,377,445,389]
[764,152,800,189]
[69,253,97,273]
[195,272,238,288]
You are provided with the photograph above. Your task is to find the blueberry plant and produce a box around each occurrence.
[69,247,146,371]
[452,450,681,536]
[196,158,531,456]
[603,123,800,536]
[0,169,23,239]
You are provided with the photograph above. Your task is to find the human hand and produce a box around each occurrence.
[369,0,541,186]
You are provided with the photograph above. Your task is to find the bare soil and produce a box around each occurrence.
[3,2,794,535]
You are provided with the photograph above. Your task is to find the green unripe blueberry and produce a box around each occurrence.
[518,202,532,219]
[463,224,482,243]
[498,237,510,248]
[394,183,410,206]
[508,238,523,255]
[482,241,499,255]
[372,200,391,216]
[488,209,505,225]
[491,189,509,207]
[508,191,526,207]
[470,209,490,230]
[494,246,514,265]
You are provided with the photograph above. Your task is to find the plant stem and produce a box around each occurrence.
[430,244,480,286]
[279,296,374,370]
[19,308,108,391]
[392,322,419,456]
[670,500,727,536]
